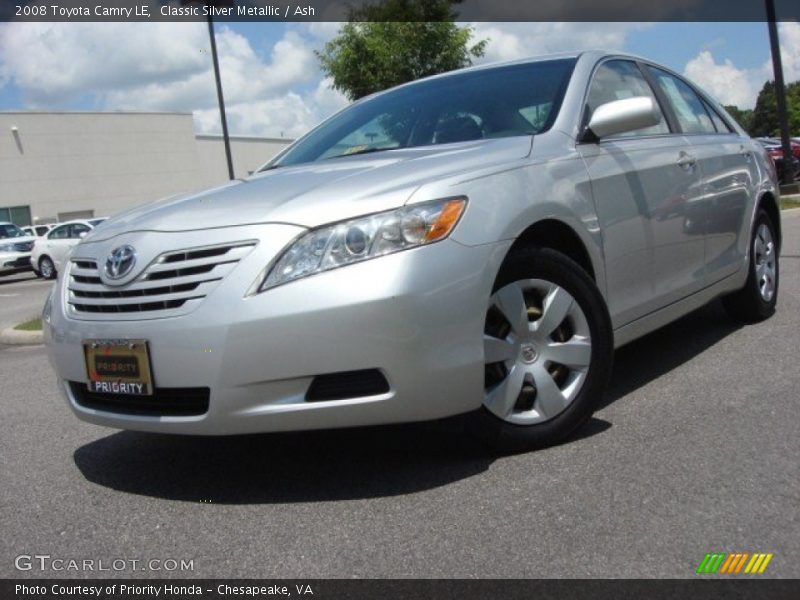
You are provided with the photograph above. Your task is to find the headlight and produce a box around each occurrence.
[259,197,466,291]
[0,243,14,253]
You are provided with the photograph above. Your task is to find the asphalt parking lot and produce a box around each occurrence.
[1,211,798,579]
[0,270,51,331]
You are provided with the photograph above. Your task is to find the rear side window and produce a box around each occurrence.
[646,67,716,134]
[586,60,669,138]
[701,99,733,133]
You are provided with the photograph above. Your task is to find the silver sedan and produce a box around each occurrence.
[44,51,780,452]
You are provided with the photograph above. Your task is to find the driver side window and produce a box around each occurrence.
[586,60,669,138]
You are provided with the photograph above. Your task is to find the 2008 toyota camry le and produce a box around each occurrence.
[44,51,780,452]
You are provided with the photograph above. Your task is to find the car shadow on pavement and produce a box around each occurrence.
[72,301,738,504]
[73,414,610,503]
[74,418,493,504]
[601,299,743,408]
[0,272,40,285]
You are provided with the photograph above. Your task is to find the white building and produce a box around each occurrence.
[0,112,293,225]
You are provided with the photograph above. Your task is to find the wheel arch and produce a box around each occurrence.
[759,191,781,250]
[508,218,599,283]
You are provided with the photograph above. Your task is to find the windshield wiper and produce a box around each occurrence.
[326,147,397,160]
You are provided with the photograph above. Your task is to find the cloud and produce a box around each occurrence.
[776,21,800,83]
[0,22,341,137]
[193,79,348,139]
[469,22,647,64]
[684,22,800,109]
[683,50,760,108]
[103,26,318,112]
[0,22,210,106]
[194,93,314,139]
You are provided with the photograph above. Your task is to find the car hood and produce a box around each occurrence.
[86,137,531,241]
[1,235,36,248]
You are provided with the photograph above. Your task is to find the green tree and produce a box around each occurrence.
[751,81,778,136]
[723,105,754,133]
[316,0,487,101]
[750,80,800,137]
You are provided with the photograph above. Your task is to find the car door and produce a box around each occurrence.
[55,223,91,269]
[577,59,707,328]
[42,224,71,268]
[47,223,81,270]
[645,65,754,284]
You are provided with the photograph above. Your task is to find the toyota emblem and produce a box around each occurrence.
[104,245,137,279]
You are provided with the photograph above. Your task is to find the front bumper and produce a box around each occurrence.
[0,251,33,273]
[45,223,510,434]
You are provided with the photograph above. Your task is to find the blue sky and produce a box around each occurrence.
[0,21,797,137]
[625,23,770,70]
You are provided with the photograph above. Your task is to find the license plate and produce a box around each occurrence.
[83,339,153,396]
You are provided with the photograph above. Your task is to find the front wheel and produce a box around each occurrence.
[469,248,614,454]
[39,256,56,280]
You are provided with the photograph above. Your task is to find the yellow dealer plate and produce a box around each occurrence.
[83,339,153,396]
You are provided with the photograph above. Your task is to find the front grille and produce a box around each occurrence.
[68,241,255,318]
[70,382,210,416]
[305,369,390,402]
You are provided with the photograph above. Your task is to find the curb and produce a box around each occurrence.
[0,326,44,346]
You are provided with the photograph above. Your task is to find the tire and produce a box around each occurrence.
[39,256,56,280]
[468,247,614,454]
[722,209,778,323]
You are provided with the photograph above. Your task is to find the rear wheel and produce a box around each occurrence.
[722,209,778,323]
[469,248,613,453]
[39,256,56,280]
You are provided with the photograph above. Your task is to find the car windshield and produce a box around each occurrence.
[267,58,576,169]
[88,218,107,227]
[0,223,26,238]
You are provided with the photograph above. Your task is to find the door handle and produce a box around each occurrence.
[740,145,752,161]
[677,152,696,170]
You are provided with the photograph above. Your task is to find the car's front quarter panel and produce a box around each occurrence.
[419,131,605,296]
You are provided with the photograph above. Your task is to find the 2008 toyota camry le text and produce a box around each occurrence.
[44,51,780,452]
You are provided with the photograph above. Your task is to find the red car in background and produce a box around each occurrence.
[757,137,800,181]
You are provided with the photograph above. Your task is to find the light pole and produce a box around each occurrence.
[765,0,795,185]
[183,0,235,180]
[206,12,235,180]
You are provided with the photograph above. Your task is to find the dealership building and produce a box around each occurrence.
[0,111,293,226]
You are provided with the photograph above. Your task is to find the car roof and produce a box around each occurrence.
[53,219,93,226]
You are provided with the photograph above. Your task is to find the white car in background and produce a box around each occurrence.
[0,222,36,276]
[31,218,107,279]
[23,224,55,237]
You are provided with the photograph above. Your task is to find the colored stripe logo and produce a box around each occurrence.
[696,552,773,574]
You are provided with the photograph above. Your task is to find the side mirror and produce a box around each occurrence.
[78,232,87,239]
[583,96,662,141]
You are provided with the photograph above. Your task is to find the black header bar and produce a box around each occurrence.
[3,0,800,22]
